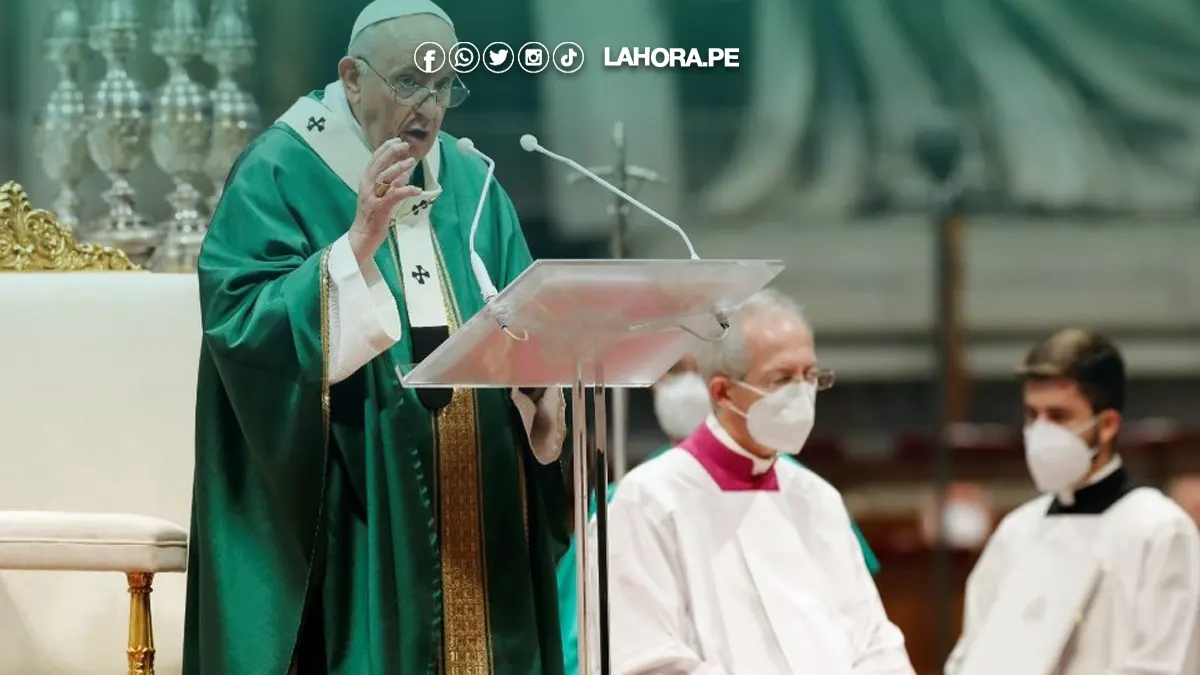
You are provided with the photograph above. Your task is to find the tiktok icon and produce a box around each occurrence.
[552,42,584,73]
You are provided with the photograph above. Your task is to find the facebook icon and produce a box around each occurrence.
[413,42,446,74]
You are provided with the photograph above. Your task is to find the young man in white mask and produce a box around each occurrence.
[945,329,1200,675]
[596,289,914,674]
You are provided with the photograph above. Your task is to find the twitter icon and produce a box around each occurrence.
[482,41,515,73]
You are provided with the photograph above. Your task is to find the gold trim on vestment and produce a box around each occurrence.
[388,225,492,674]
[432,235,492,675]
[436,387,490,674]
[0,181,139,271]
[320,247,332,428]
[287,247,333,675]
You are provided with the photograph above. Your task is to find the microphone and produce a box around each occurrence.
[455,137,500,302]
[518,134,699,259]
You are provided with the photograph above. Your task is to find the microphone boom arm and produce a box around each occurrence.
[521,134,699,260]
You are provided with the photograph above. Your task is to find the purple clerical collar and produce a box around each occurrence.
[679,417,779,491]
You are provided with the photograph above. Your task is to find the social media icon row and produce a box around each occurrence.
[415,41,584,75]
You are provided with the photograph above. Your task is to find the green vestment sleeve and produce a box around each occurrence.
[186,130,336,675]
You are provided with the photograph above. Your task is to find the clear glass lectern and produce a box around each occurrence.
[403,258,783,674]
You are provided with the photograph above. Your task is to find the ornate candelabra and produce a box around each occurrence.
[86,0,157,262]
[204,0,260,214]
[35,0,91,232]
[147,0,212,272]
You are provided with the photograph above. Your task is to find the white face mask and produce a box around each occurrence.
[941,503,991,549]
[729,381,817,453]
[1023,418,1099,493]
[653,372,711,440]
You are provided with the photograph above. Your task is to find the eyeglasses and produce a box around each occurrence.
[740,368,836,394]
[761,368,836,392]
[356,57,470,108]
[807,368,836,391]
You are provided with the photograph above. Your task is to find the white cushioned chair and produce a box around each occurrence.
[0,181,196,674]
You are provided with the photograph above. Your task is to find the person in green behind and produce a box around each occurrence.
[185,2,570,674]
[557,354,880,674]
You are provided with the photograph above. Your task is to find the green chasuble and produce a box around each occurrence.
[557,443,879,675]
[186,92,569,675]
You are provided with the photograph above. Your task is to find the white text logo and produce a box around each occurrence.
[603,47,739,68]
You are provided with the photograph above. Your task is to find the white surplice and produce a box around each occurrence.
[946,461,1200,675]
[273,83,564,462]
[591,416,914,675]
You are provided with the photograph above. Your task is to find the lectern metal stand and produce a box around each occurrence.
[403,258,783,674]
[565,121,667,481]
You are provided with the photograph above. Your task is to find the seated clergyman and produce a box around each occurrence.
[597,289,915,674]
[556,352,882,675]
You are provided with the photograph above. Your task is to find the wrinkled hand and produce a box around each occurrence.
[348,138,422,262]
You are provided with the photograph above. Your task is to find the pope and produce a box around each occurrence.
[184,2,569,674]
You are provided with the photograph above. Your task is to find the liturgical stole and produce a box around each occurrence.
[277,96,452,409]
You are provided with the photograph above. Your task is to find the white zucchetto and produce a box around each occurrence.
[347,0,454,52]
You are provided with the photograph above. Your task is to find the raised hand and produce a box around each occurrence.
[348,138,422,262]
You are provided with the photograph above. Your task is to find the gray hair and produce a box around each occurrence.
[695,288,809,381]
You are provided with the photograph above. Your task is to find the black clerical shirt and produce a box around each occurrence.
[1047,461,1141,516]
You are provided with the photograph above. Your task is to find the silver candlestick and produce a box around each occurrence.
[204,0,259,214]
[147,0,212,272]
[86,0,157,262]
[35,0,91,232]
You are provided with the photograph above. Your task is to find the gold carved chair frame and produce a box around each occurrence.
[0,181,139,271]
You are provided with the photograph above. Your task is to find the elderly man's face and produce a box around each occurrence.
[710,311,816,450]
[341,15,457,158]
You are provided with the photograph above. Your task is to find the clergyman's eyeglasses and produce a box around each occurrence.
[356,57,469,108]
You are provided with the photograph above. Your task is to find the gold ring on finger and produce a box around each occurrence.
[373,181,389,198]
